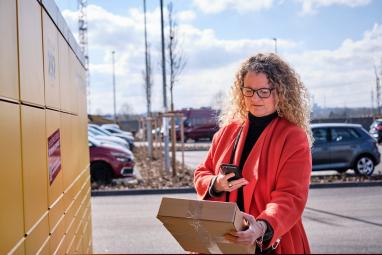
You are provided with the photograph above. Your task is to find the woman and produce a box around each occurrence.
[194,53,312,254]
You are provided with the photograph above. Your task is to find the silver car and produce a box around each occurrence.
[311,123,380,176]
[88,128,130,150]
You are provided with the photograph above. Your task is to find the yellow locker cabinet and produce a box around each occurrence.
[0,101,24,254]
[18,0,45,106]
[43,10,60,109]
[0,0,19,101]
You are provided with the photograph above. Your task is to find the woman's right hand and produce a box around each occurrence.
[214,173,249,192]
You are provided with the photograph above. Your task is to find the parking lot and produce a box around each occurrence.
[91,142,382,253]
[91,185,382,253]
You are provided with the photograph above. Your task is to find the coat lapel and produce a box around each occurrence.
[242,117,279,213]
[225,120,249,202]
[214,124,243,175]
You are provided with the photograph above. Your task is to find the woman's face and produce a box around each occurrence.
[242,72,277,117]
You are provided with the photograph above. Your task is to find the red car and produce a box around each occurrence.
[89,136,135,184]
[175,107,219,142]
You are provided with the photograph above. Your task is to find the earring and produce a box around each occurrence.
[276,105,282,116]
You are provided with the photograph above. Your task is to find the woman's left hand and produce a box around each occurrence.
[224,213,266,245]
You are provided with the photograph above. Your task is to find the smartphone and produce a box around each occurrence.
[220,163,242,181]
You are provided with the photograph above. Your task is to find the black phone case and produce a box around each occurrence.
[220,163,242,181]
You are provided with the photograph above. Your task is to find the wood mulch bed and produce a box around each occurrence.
[91,146,382,191]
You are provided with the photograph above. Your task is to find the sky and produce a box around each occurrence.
[54,0,382,115]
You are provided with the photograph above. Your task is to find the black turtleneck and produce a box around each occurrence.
[237,111,278,212]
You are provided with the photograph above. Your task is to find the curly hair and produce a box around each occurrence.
[219,53,313,145]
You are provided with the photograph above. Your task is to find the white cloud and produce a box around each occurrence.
[296,0,371,15]
[60,4,382,114]
[192,0,371,15]
[192,0,273,14]
[61,4,297,114]
[288,23,382,107]
[176,10,196,23]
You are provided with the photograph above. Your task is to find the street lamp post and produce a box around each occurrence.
[112,50,117,124]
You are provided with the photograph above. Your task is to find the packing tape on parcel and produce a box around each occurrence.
[186,200,223,254]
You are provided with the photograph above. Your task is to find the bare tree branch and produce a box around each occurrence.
[167,1,187,112]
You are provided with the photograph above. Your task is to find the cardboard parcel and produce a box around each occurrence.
[156,197,256,254]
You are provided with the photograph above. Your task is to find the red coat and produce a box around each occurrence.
[194,117,312,254]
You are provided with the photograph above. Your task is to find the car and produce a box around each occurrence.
[89,124,134,150]
[311,123,380,176]
[101,125,134,138]
[88,136,135,184]
[369,119,382,143]
[88,126,130,150]
[88,134,128,152]
[101,123,121,130]
[175,107,219,142]
[100,125,135,149]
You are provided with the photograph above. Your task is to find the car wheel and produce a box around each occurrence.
[353,156,375,176]
[91,162,113,184]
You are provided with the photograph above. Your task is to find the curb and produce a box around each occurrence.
[309,181,382,189]
[91,187,195,196]
[91,181,382,197]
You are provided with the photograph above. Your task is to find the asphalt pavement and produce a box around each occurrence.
[91,186,382,254]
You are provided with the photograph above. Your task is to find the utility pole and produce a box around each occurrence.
[143,0,153,159]
[112,50,117,124]
[78,0,90,113]
[273,38,277,54]
[160,0,170,172]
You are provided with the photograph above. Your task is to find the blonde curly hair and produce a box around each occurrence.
[220,53,313,145]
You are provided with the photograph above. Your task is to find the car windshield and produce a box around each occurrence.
[89,126,110,136]
[88,129,101,136]
[107,127,123,134]
[90,126,111,136]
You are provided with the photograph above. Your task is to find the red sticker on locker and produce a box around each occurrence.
[48,129,62,185]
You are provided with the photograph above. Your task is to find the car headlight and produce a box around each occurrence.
[111,152,132,162]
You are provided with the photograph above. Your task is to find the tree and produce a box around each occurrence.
[211,90,226,111]
[118,103,134,121]
[143,0,153,159]
[142,44,154,116]
[167,1,187,176]
[167,1,186,112]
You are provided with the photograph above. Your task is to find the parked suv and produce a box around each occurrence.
[88,136,135,184]
[369,119,382,144]
[311,123,380,176]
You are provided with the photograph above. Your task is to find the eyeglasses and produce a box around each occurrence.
[240,86,275,98]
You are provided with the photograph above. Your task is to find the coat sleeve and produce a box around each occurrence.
[256,128,312,248]
[194,128,224,200]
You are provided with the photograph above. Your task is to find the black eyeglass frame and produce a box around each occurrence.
[240,86,275,98]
